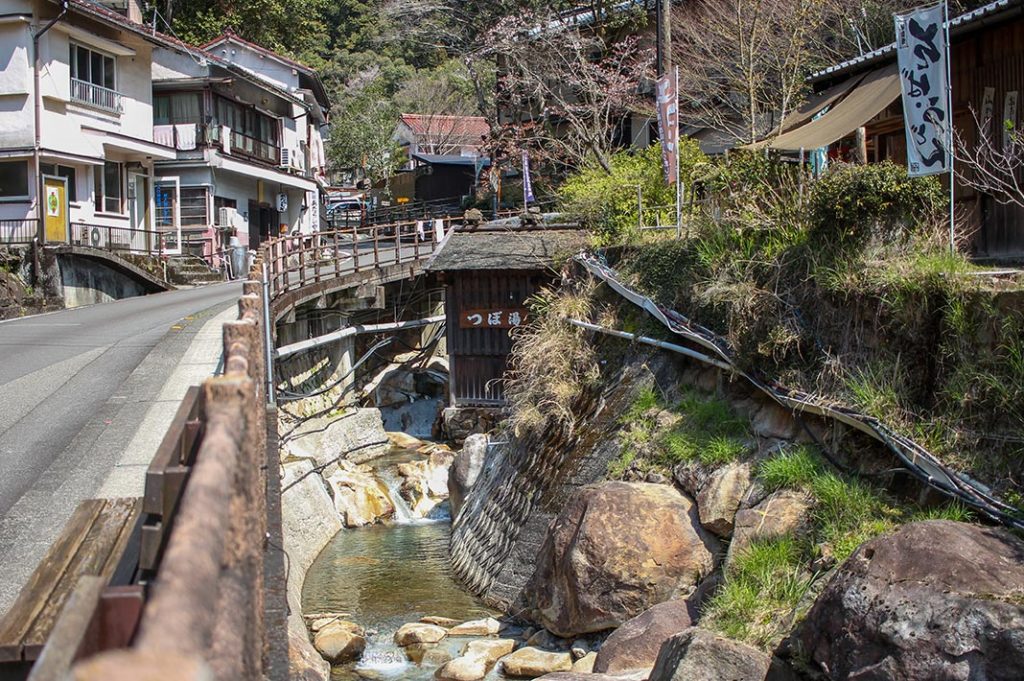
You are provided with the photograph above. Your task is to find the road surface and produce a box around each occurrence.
[0,282,241,615]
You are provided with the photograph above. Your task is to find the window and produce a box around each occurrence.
[40,164,77,202]
[154,93,204,126]
[180,187,209,226]
[0,161,28,198]
[70,43,119,112]
[214,96,280,163]
[93,161,122,213]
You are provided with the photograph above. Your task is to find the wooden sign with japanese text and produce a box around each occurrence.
[459,308,528,329]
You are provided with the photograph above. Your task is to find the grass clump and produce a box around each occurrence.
[657,390,749,466]
[703,534,812,648]
[758,446,821,491]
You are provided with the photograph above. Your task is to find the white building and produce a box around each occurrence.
[0,0,183,248]
[151,30,330,255]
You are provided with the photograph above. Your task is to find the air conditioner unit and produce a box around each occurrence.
[279,147,291,169]
[218,206,238,227]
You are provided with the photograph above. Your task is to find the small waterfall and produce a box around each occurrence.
[377,468,416,525]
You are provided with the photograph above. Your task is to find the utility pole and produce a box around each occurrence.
[655,0,672,77]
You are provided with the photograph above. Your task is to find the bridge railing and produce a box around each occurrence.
[263,215,457,300]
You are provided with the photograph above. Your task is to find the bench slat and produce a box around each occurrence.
[0,500,105,663]
[22,498,141,659]
[23,576,104,681]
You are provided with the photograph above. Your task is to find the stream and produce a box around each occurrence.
[302,448,500,680]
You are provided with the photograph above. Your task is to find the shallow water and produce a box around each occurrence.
[302,449,498,680]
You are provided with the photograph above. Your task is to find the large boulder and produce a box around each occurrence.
[398,449,455,517]
[394,622,448,646]
[727,490,811,567]
[436,639,517,681]
[524,482,718,637]
[325,460,394,527]
[791,520,1024,681]
[449,433,488,518]
[649,627,771,681]
[312,621,366,663]
[447,617,501,636]
[285,408,390,467]
[695,462,752,537]
[594,600,697,674]
[501,647,574,677]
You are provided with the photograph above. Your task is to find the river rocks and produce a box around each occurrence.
[398,449,454,517]
[326,460,395,527]
[525,629,567,650]
[436,639,517,681]
[449,433,488,518]
[525,482,718,637]
[695,461,752,536]
[312,621,366,663]
[791,520,1024,681]
[750,401,796,440]
[594,600,696,674]
[448,616,501,636]
[727,490,811,567]
[394,622,448,646]
[421,616,462,628]
[571,651,596,673]
[363,363,417,407]
[501,647,574,677]
[648,628,771,681]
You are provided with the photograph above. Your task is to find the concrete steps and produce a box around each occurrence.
[166,256,225,286]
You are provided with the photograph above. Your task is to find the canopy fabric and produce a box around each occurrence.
[767,64,900,151]
[780,71,868,133]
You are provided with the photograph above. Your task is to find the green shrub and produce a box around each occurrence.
[807,161,945,248]
[657,391,749,466]
[559,140,707,244]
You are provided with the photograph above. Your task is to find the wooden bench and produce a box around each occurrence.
[0,498,142,669]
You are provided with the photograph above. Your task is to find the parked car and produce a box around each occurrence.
[326,198,365,225]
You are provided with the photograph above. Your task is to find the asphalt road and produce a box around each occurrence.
[0,283,241,518]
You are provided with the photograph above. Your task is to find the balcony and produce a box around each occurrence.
[71,78,123,114]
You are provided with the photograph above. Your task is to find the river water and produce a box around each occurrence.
[302,449,499,680]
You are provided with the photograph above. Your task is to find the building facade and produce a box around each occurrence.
[0,0,178,249]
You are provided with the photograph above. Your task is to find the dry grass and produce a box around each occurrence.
[505,282,601,437]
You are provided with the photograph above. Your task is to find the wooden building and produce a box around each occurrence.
[768,0,1024,260]
[426,226,586,406]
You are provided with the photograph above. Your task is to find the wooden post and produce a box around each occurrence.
[854,127,868,164]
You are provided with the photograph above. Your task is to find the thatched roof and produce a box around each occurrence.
[426,228,588,272]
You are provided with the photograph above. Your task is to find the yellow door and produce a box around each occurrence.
[43,176,68,243]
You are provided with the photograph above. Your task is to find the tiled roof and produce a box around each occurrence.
[399,114,489,142]
[200,29,314,75]
[810,0,1024,82]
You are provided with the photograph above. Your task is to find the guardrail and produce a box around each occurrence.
[43,277,282,681]
[0,219,39,246]
[70,223,165,256]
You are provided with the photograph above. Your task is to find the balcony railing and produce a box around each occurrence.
[70,78,123,114]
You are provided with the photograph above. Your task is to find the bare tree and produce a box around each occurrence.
[956,107,1024,209]
[484,11,654,173]
[671,0,838,145]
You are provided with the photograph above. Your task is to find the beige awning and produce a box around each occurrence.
[780,71,868,133]
[767,64,900,151]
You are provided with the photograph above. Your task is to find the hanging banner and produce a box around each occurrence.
[522,150,535,204]
[894,4,951,177]
[655,72,679,185]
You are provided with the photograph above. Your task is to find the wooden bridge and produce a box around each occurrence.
[0,214,474,680]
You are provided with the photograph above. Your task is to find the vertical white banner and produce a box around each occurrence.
[895,4,951,177]
[655,72,679,186]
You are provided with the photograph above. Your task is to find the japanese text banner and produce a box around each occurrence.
[656,73,679,185]
[895,4,951,177]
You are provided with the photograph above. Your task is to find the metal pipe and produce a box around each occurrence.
[565,318,733,371]
[261,262,276,406]
[276,314,446,359]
